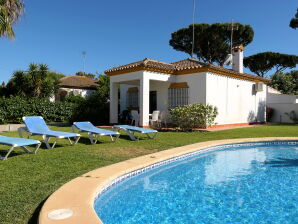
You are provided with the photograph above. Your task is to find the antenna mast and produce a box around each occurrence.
[82,51,87,74]
[228,20,238,55]
[191,0,196,58]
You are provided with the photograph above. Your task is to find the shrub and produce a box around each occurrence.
[0,96,75,124]
[69,90,109,125]
[285,110,298,123]
[64,94,86,104]
[170,104,218,131]
[69,75,110,125]
[0,75,110,125]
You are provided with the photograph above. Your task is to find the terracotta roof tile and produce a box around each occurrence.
[171,58,206,70]
[59,75,99,90]
[205,63,268,82]
[105,58,175,74]
[105,58,270,83]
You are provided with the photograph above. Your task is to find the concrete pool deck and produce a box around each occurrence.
[38,137,298,224]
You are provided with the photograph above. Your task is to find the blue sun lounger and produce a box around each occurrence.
[72,122,120,144]
[0,136,41,160]
[18,116,80,149]
[113,125,158,141]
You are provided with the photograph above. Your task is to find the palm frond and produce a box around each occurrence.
[0,5,14,38]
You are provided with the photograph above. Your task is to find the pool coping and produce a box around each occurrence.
[38,137,298,224]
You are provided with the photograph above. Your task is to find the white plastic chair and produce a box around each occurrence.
[160,110,169,128]
[130,110,139,126]
[150,110,160,127]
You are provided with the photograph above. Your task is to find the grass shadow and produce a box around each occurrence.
[117,134,150,141]
[0,148,22,158]
[76,136,92,145]
[28,197,49,224]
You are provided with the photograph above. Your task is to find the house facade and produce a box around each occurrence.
[56,75,99,101]
[105,47,269,127]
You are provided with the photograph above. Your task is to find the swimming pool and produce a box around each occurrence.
[94,142,298,224]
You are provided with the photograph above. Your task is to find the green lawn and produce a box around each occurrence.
[0,124,297,224]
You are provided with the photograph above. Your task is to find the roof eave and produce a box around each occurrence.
[106,66,270,83]
[105,66,175,76]
[176,67,270,83]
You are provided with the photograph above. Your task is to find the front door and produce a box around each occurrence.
[149,91,157,114]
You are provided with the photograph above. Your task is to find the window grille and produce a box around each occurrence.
[127,91,139,107]
[168,87,188,108]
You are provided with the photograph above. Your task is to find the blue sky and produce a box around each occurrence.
[0,0,297,83]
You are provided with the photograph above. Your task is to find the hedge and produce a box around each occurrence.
[0,96,76,124]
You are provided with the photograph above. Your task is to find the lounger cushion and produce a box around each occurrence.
[23,116,79,138]
[23,116,50,133]
[74,122,119,135]
[38,130,80,138]
[0,136,40,147]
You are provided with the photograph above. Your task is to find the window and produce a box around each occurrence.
[127,87,139,108]
[168,82,189,108]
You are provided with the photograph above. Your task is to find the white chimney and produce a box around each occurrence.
[232,45,244,73]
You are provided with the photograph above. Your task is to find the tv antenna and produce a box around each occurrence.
[224,20,239,66]
[82,51,87,74]
[228,19,238,55]
[191,0,196,58]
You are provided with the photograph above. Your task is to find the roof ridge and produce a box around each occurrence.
[173,58,206,63]
[171,58,206,71]
[60,75,94,80]
[143,58,173,66]
[188,57,199,62]
[142,58,150,66]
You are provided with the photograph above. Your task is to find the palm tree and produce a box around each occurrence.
[28,63,49,97]
[11,70,27,96]
[0,0,24,38]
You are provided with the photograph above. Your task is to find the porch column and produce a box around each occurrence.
[110,81,118,124]
[139,75,150,127]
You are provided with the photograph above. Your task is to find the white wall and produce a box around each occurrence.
[267,92,297,104]
[150,80,169,112]
[111,71,172,83]
[206,73,266,125]
[114,70,268,126]
[175,73,207,104]
[59,88,96,99]
[118,72,206,113]
[267,91,298,123]
[117,71,174,113]
[119,81,169,112]
[120,84,133,112]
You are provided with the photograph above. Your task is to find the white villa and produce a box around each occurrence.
[105,46,269,127]
[56,75,99,101]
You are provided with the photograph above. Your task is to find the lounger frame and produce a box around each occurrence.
[113,126,158,141]
[18,127,80,149]
[0,140,41,160]
[72,124,120,144]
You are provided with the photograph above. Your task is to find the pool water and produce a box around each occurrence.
[94,143,298,224]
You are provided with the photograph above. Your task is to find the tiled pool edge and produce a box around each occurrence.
[38,137,298,224]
